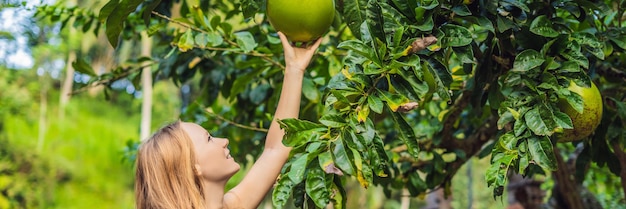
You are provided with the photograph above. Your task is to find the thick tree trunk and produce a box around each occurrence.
[37,75,48,152]
[59,51,75,117]
[59,0,77,119]
[506,172,545,209]
[139,31,153,141]
[422,188,452,209]
[611,142,626,201]
[400,189,410,209]
[552,148,585,209]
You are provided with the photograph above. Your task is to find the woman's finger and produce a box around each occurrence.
[308,37,323,50]
[277,32,292,50]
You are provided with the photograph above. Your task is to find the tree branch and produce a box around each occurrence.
[69,62,155,95]
[204,108,268,132]
[552,147,585,209]
[152,11,286,70]
[611,141,626,197]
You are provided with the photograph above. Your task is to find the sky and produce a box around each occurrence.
[0,0,56,69]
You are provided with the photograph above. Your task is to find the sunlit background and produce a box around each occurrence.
[1,0,624,209]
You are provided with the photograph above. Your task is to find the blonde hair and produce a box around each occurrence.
[135,121,205,209]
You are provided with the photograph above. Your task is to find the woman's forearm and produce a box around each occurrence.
[264,68,305,151]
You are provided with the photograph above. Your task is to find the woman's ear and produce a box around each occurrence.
[194,164,202,176]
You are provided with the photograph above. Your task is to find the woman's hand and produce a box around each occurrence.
[278,32,323,74]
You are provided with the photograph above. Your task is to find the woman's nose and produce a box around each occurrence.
[221,138,229,147]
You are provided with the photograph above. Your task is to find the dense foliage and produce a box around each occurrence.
[35,0,626,208]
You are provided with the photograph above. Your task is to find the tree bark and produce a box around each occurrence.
[423,188,453,209]
[59,50,75,118]
[506,172,545,209]
[552,148,584,209]
[611,141,626,198]
[37,74,48,152]
[400,188,410,209]
[59,0,77,119]
[139,31,153,141]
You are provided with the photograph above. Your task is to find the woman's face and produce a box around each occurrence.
[181,122,240,182]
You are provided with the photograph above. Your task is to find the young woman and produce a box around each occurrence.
[134,32,322,209]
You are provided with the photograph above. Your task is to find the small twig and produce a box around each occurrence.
[153,11,286,70]
[69,62,155,95]
[205,108,268,132]
[171,43,285,70]
[152,11,209,34]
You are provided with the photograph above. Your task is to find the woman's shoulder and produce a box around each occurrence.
[223,191,244,209]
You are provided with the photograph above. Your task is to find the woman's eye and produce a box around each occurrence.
[207,136,212,142]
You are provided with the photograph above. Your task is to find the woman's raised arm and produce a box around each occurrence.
[224,32,322,209]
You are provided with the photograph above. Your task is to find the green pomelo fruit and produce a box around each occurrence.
[267,0,335,42]
[556,81,603,142]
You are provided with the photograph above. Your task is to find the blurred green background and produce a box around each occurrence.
[2,0,624,208]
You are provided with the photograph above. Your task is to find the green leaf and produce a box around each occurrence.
[292,182,306,208]
[451,5,471,16]
[527,137,557,170]
[512,49,544,72]
[530,15,559,37]
[572,32,602,48]
[366,0,385,44]
[370,135,389,177]
[560,47,589,69]
[343,128,366,151]
[331,177,347,209]
[496,15,515,32]
[104,0,144,48]
[305,167,330,208]
[553,111,573,130]
[177,30,195,52]
[194,33,208,47]
[209,15,221,30]
[420,0,439,9]
[302,77,320,102]
[513,119,527,137]
[320,114,348,128]
[284,130,320,147]
[344,0,368,39]
[440,24,473,47]
[377,89,410,112]
[288,154,310,184]
[206,32,224,46]
[524,105,558,136]
[414,13,434,31]
[240,0,259,19]
[407,172,428,196]
[501,0,530,12]
[389,0,417,20]
[332,139,355,175]
[557,61,581,73]
[272,176,294,209]
[139,0,158,26]
[609,36,626,50]
[367,95,384,114]
[279,118,327,132]
[390,111,419,158]
[560,89,584,114]
[338,40,381,66]
[229,69,263,97]
[452,45,474,63]
[351,147,373,188]
[234,31,257,53]
[98,0,119,22]
[72,57,97,77]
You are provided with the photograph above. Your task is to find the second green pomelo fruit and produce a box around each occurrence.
[556,81,603,142]
[267,0,335,42]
